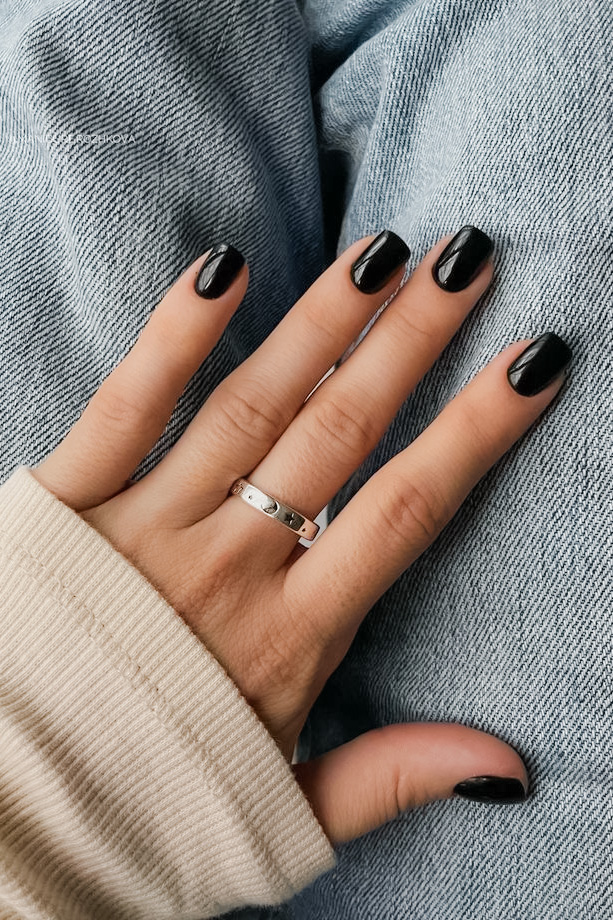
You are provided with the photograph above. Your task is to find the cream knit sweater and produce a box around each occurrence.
[0,466,336,920]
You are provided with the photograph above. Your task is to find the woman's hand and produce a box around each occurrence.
[31,228,570,846]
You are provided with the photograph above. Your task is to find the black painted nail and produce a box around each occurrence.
[507,332,572,397]
[195,243,245,299]
[432,225,494,292]
[454,776,527,804]
[350,230,411,294]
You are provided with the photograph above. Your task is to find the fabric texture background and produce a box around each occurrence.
[0,0,611,917]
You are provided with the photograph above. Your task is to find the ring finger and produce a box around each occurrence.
[219,226,495,558]
[126,230,413,523]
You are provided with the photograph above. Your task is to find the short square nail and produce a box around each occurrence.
[507,332,572,397]
[350,230,411,294]
[453,776,527,804]
[195,243,245,298]
[432,225,494,292]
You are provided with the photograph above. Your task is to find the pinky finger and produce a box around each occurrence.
[32,244,247,510]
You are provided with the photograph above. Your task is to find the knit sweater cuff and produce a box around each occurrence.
[0,465,336,917]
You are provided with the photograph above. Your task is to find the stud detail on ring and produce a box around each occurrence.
[229,478,320,541]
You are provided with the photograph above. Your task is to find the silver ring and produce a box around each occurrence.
[229,478,320,541]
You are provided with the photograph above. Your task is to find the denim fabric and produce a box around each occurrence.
[1,1,612,918]
[0,0,324,483]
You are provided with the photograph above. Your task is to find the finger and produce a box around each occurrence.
[32,245,248,510]
[136,231,412,525]
[236,227,493,559]
[293,722,528,845]
[287,335,571,654]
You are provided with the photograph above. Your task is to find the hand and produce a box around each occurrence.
[32,229,569,845]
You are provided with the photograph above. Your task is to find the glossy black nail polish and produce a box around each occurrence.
[350,230,411,294]
[454,776,527,804]
[507,332,572,397]
[432,225,494,292]
[195,243,245,299]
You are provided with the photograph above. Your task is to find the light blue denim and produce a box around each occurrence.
[1,1,611,918]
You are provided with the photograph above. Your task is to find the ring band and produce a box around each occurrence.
[229,478,320,541]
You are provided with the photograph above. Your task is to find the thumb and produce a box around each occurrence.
[292,722,528,845]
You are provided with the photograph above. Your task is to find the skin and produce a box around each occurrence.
[31,232,565,847]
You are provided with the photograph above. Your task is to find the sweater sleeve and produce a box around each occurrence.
[0,465,336,920]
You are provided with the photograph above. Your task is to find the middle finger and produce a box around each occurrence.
[224,226,494,558]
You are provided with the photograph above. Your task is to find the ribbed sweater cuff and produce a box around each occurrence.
[0,465,336,909]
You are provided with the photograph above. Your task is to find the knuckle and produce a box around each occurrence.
[455,402,493,463]
[369,725,432,819]
[391,756,428,813]
[300,295,346,351]
[311,392,379,461]
[387,751,408,822]
[389,302,439,350]
[359,727,417,823]
[214,383,287,450]
[376,476,448,547]
[91,383,146,432]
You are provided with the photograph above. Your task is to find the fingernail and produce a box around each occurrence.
[350,230,411,294]
[432,225,494,292]
[454,776,527,804]
[507,332,573,397]
[195,243,245,299]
